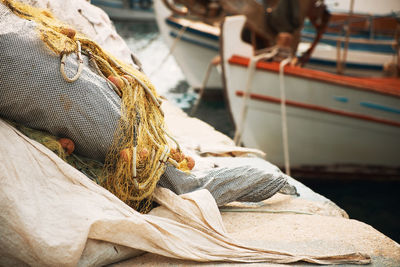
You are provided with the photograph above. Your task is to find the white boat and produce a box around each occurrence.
[91,0,155,21]
[154,0,223,91]
[220,15,400,175]
[325,0,399,15]
[301,1,399,76]
[154,0,399,93]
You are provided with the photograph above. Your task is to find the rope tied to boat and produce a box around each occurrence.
[279,57,292,176]
[233,47,279,145]
[233,45,292,176]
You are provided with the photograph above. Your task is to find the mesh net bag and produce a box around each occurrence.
[159,157,297,206]
[0,0,180,212]
[0,5,119,161]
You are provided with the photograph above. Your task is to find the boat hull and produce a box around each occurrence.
[221,16,400,170]
[155,1,399,90]
[154,0,222,90]
[92,0,155,21]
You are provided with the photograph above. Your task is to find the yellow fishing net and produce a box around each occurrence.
[3,0,191,212]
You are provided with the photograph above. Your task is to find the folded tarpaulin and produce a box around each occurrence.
[0,119,371,266]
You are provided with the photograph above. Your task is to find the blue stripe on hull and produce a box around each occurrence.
[92,0,123,8]
[333,96,349,103]
[360,102,400,115]
[169,31,219,51]
[92,0,153,11]
[166,18,219,41]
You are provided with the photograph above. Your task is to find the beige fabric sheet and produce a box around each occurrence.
[0,119,371,266]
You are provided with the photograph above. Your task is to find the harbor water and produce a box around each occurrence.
[114,20,400,244]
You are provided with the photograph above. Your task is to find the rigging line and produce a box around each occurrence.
[190,57,215,116]
[279,57,292,177]
[233,48,278,145]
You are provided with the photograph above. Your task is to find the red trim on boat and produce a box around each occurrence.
[229,55,400,98]
[236,91,400,128]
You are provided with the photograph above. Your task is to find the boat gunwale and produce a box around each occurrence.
[229,55,400,98]
[165,15,220,40]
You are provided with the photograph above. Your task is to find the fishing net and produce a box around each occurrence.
[1,0,297,213]
[8,122,104,183]
[0,0,186,212]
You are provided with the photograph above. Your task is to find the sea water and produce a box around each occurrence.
[114,21,197,109]
[114,21,400,244]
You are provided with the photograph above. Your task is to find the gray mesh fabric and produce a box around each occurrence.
[0,4,296,204]
[0,5,121,162]
[159,157,296,206]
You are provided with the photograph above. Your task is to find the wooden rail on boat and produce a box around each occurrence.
[229,55,400,98]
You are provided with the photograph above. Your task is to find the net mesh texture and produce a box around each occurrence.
[0,0,181,212]
[0,0,295,213]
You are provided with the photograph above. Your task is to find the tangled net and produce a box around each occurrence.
[3,0,192,212]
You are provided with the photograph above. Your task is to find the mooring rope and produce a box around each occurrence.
[233,48,278,145]
[279,57,292,176]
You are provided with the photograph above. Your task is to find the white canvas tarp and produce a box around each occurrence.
[0,119,372,266]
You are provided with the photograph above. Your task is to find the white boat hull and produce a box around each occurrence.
[325,0,400,15]
[154,0,222,90]
[221,16,400,169]
[92,0,155,21]
[155,1,396,92]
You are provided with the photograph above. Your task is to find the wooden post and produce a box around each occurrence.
[340,0,355,74]
[336,39,342,74]
[396,23,400,76]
